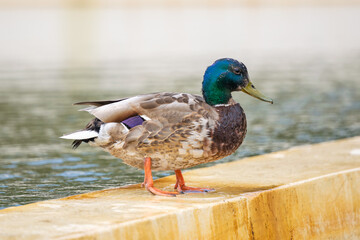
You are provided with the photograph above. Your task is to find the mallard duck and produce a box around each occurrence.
[61,58,273,197]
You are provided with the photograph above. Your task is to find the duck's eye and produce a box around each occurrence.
[233,68,241,75]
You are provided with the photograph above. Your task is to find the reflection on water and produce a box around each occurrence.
[0,7,360,209]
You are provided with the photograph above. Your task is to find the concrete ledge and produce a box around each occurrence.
[1,137,360,239]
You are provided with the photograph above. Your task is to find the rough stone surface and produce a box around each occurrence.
[0,137,359,239]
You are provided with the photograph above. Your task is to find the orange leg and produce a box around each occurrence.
[174,170,215,193]
[142,157,178,197]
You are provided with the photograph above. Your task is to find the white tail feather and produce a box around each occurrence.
[60,130,98,140]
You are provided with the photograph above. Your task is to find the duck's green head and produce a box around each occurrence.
[202,58,273,106]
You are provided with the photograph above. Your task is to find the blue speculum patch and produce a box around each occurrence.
[122,116,145,128]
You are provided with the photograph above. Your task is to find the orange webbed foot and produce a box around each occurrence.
[145,185,178,197]
[143,157,179,197]
[174,170,215,194]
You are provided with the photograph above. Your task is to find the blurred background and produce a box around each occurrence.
[0,0,359,208]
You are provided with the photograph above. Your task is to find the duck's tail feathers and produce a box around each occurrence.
[60,130,99,149]
[60,118,104,149]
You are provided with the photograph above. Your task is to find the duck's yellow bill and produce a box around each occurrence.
[241,81,273,104]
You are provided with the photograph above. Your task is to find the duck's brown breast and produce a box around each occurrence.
[209,103,247,157]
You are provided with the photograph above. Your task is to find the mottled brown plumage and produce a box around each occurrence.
[73,93,245,171]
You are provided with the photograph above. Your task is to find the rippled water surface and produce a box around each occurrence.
[0,7,360,209]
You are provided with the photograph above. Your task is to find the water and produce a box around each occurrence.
[1,6,360,209]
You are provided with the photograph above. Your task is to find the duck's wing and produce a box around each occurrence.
[78,94,154,123]
[80,92,218,124]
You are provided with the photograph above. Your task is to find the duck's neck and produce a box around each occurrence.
[202,73,232,106]
[213,98,237,107]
